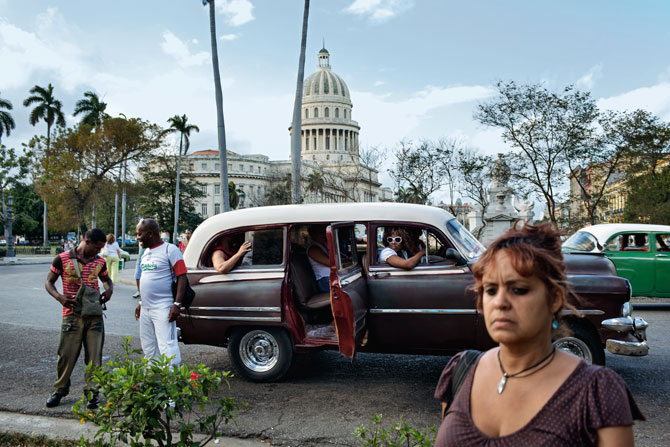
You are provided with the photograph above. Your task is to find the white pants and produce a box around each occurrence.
[139,306,181,366]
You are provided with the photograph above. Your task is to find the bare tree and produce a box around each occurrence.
[455,148,492,239]
[359,145,386,201]
[475,81,599,228]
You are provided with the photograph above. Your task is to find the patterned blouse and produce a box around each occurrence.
[434,351,644,446]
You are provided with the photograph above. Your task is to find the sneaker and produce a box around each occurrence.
[46,392,64,408]
[132,291,141,299]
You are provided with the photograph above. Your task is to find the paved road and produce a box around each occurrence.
[0,263,668,446]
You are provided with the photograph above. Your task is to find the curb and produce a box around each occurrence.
[0,410,265,446]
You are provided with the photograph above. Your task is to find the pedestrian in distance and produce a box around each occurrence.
[134,218,187,366]
[44,228,113,409]
[101,233,121,283]
[179,229,192,253]
[434,222,643,446]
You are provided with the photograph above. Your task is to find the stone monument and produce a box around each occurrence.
[477,154,534,246]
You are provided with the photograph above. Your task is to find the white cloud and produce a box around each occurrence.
[160,31,209,67]
[575,64,603,90]
[0,12,89,91]
[345,0,413,23]
[216,0,254,27]
[597,82,670,121]
[220,33,239,41]
[373,80,385,87]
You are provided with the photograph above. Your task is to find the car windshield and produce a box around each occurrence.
[563,231,602,252]
[445,219,485,260]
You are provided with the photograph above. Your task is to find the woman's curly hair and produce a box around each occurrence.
[472,221,579,326]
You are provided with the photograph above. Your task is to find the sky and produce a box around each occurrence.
[2,0,670,206]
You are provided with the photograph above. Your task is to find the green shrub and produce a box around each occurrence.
[354,414,436,447]
[73,336,243,447]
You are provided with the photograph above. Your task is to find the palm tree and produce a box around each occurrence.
[165,114,200,245]
[306,171,325,201]
[23,83,66,248]
[290,0,310,204]
[73,91,109,126]
[0,93,16,145]
[205,0,231,212]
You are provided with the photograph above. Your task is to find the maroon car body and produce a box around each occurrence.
[178,203,648,381]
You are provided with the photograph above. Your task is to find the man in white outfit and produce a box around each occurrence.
[134,218,186,366]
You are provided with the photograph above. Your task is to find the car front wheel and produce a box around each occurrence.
[553,323,605,365]
[228,327,293,382]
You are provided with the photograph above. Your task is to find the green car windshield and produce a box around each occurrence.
[563,231,602,252]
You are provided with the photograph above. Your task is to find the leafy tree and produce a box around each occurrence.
[73,90,109,126]
[6,182,43,239]
[623,164,670,223]
[0,92,16,145]
[32,118,161,232]
[614,109,670,176]
[164,114,200,244]
[388,139,455,204]
[476,81,599,228]
[264,174,293,205]
[455,148,492,239]
[228,181,240,210]
[137,151,205,242]
[1,145,33,242]
[290,0,310,204]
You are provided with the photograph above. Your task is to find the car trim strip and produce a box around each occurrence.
[369,308,477,315]
[190,268,285,274]
[186,315,282,322]
[562,309,605,316]
[340,271,363,286]
[197,272,285,283]
[368,268,467,277]
[188,306,281,312]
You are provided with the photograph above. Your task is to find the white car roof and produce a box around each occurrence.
[184,203,455,268]
[578,223,670,244]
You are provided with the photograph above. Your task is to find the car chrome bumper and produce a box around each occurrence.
[606,339,649,356]
[602,315,649,356]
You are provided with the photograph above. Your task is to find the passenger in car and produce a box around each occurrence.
[211,233,251,273]
[307,225,330,293]
[378,227,423,270]
[657,235,670,252]
[623,234,648,252]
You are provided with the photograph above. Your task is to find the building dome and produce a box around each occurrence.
[303,48,351,104]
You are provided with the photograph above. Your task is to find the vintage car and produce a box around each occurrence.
[563,223,670,298]
[179,203,649,381]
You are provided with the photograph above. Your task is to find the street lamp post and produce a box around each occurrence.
[6,195,15,258]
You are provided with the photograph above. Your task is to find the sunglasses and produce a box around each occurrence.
[387,237,402,243]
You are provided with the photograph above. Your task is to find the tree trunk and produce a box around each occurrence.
[121,160,127,248]
[43,123,51,248]
[209,0,230,212]
[173,134,183,245]
[290,0,310,204]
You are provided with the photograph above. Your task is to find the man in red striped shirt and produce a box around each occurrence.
[45,228,113,409]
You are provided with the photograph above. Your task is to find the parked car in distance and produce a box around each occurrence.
[179,203,649,382]
[563,223,670,298]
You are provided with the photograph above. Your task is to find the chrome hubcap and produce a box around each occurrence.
[239,330,279,373]
[554,337,593,364]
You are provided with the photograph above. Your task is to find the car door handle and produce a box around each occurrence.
[656,254,668,258]
[372,272,390,278]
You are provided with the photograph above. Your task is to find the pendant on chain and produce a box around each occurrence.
[497,374,508,394]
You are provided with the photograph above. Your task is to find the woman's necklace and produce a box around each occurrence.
[497,347,556,394]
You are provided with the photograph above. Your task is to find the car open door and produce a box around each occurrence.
[326,222,368,359]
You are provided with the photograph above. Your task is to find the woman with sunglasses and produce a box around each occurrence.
[434,223,643,446]
[379,227,423,269]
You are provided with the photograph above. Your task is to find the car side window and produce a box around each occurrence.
[334,226,357,271]
[203,228,283,269]
[374,225,451,265]
[606,233,649,252]
[656,234,670,252]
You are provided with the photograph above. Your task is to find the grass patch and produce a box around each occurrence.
[0,432,79,447]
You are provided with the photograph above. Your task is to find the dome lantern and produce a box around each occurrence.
[318,47,330,69]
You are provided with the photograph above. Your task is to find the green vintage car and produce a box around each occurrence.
[563,223,670,297]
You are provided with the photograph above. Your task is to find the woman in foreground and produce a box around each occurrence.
[435,223,643,446]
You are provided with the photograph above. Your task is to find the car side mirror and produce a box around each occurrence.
[445,248,467,266]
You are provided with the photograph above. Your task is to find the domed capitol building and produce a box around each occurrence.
[185,47,392,217]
